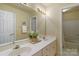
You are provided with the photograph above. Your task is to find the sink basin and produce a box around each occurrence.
[9,47,31,56]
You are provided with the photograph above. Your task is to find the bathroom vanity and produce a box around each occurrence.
[33,40,56,56]
[0,36,56,56]
[0,4,57,56]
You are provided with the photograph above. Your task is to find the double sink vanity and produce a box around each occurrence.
[0,36,56,56]
[0,4,57,56]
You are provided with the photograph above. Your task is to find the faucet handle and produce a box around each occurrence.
[14,45,20,49]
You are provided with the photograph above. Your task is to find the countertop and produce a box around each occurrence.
[0,36,56,56]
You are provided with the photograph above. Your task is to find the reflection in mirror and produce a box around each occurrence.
[0,10,16,45]
[21,22,27,33]
[30,16,37,32]
[0,3,44,46]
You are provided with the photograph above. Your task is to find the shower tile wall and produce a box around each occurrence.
[63,20,79,48]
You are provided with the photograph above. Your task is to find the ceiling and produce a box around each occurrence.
[7,3,79,14]
[41,3,75,8]
[41,3,79,11]
[63,6,79,13]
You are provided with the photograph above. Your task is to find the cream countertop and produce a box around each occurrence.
[0,36,56,56]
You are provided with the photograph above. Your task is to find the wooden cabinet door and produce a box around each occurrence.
[42,45,50,56]
[33,40,56,56]
[33,50,43,56]
[50,41,56,56]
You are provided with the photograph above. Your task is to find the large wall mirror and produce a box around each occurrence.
[0,3,41,46]
[0,4,38,46]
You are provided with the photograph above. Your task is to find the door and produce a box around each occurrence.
[0,10,16,44]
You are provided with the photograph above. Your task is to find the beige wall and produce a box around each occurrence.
[0,4,34,40]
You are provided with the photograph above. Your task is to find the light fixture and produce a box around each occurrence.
[37,8,46,15]
[63,8,71,12]
[16,3,30,7]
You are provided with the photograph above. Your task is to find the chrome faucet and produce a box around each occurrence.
[43,36,48,41]
[14,45,20,49]
[12,41,20,49]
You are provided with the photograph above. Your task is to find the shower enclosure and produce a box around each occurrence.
[63,20,79,48]
[62,6,79,55]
